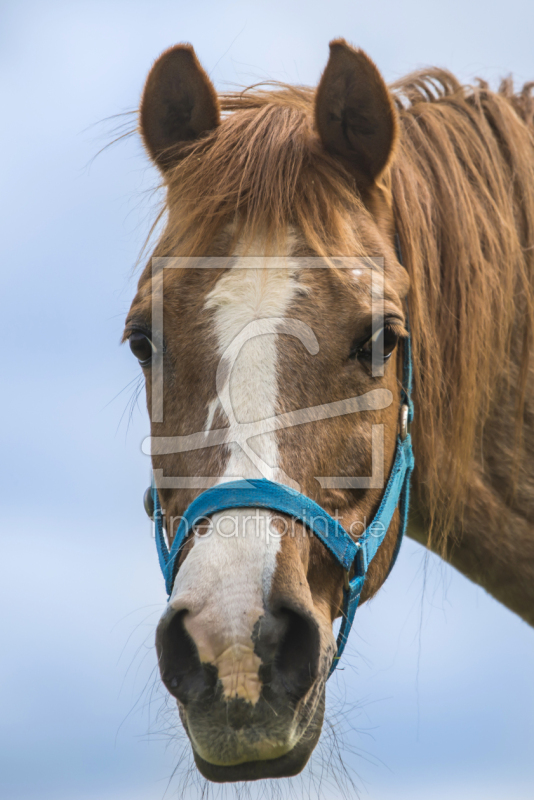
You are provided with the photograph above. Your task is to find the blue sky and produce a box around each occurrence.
[1,1,533,799]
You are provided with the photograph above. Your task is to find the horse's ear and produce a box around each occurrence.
[140,44,220,171]
[315,39,397,185]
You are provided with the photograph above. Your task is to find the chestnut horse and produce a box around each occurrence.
[124,39,534,782]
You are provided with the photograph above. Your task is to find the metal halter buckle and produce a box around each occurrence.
[400,403,410,441]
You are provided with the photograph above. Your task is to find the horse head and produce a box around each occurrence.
[124,39,411,781]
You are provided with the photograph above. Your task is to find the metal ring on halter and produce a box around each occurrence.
[143,486,155,520]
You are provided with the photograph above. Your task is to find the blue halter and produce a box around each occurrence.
[149,337,414,677]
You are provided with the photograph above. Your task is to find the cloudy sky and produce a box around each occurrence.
[1,1,533,799]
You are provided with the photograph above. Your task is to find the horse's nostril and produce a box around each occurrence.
[275,607,320,701]
[156,610,214,704]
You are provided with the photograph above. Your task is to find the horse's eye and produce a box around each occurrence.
[129,332,155,365]
[350,325,400,363]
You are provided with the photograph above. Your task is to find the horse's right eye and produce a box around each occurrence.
[129,332,155,365]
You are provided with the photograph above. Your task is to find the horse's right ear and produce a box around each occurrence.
[315,39,397,186]
[140,44,220,171]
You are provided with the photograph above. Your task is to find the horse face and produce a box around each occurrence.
[124,40,409,781]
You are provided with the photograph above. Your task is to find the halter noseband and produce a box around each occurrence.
[145,331,414,678]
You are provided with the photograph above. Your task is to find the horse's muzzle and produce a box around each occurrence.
[155,602,327,778]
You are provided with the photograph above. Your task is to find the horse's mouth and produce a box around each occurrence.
[192,719,323,783]
[187,692,325,783]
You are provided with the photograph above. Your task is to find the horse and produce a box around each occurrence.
[123,39,534,782]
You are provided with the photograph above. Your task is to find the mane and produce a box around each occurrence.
[390,69,534,548]
[150,70,534,550]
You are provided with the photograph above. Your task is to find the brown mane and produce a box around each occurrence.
[147,69,534,551]
[391,70,534,548]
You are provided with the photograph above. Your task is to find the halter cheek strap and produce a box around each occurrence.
[148,333,414,678]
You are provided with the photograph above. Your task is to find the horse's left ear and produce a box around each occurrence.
[315,39,397,185]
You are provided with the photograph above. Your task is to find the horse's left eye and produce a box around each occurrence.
[350,325,399,363]
[129,332,155,365]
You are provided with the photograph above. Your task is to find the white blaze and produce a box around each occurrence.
[169,249,298,706]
